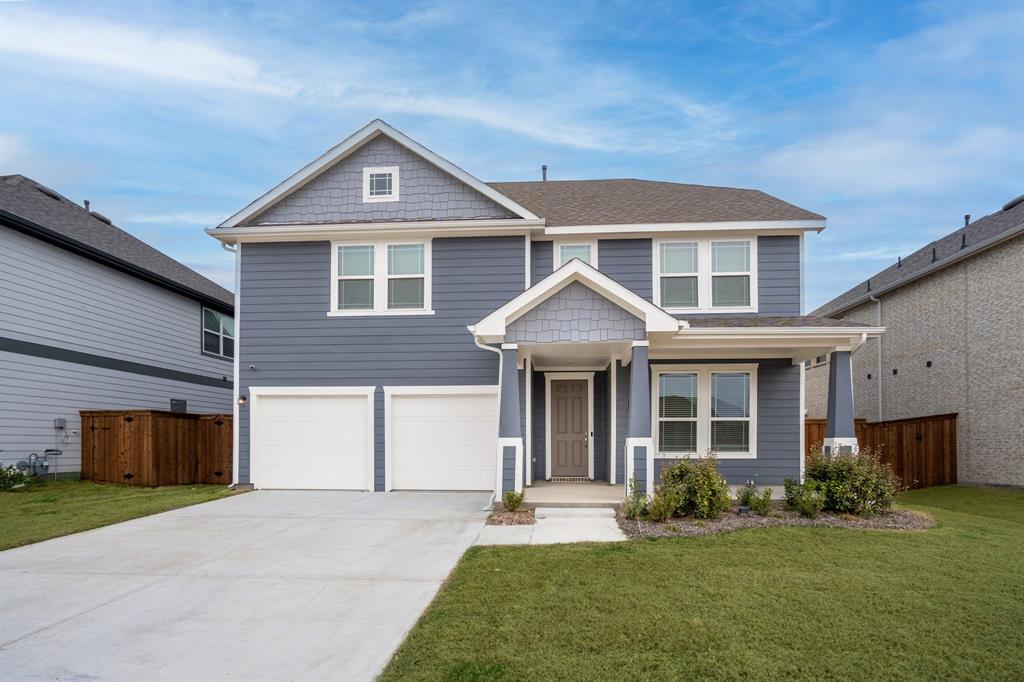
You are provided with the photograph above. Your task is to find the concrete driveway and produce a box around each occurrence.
[0,490,490,681]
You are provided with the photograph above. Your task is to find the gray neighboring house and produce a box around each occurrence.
[0,174,235,476]
[806,195,1024,487]
[208,119,881,499]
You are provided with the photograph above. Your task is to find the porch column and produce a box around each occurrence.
[625,341,654,496]
[824,350,858,455]
[498,344,523,494]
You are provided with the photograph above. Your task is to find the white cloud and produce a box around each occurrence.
[128,211,226,226]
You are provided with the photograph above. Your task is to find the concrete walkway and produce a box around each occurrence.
[0,490,489,682]
[475,507,627,545]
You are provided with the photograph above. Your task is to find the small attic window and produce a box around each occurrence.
[363,166,399,203]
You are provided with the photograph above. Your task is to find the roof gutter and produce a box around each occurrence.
[818,220,1024,318]
[1,209,234,315]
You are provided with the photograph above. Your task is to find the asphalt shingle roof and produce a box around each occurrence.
[812,197,1024,317]
[0,175,233,308]
[682,316,875,328]
[488,179,824,226]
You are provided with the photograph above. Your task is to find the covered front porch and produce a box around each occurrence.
[471,259,883,503]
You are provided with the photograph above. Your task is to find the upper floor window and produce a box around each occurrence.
[362,166,400,203]
[330,240,432,316]
[202,308,234,359]
[653,238,757,312]
[555,241,597,268]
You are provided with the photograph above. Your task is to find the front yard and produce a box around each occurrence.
[0,480,237,550]
[383,486,1024,681]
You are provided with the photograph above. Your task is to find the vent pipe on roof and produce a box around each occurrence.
[83,199,90,211]
[541,165,547,181]
[961,233,967,249]
[964,214,970,227]
[897,256,902,268]
[931,247,937,263]
[866,279,871,292]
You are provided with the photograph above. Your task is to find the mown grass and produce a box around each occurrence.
[0,480,237,550]
[382,486,1024,681]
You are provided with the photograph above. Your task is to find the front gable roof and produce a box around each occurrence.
[220,120,540,228]
[471,258,680,341]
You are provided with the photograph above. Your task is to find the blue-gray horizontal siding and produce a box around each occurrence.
[651,358,800,485]
[597,238,653,299]
[531,369,545,482]
[531,240,553,285]
[593,369,608,481]
[757,235,801,315]
[502,445,516,494]
[238,236,525,487]
[616,360,629,485]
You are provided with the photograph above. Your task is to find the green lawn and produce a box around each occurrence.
[0,480,237,551]
[383,486,1024,681]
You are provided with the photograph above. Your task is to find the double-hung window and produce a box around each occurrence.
[653,365,757,458]
[331,240,431,315]
[654,238,756,312]
[202,308,234,359]
[554,241,597,268]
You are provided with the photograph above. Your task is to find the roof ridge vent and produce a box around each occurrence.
[34,185,62,201]
[90,210,112,225]
[1002,194,1024,212]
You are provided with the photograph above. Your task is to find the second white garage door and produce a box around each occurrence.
[251,388,374,490]
[387,388,498,491]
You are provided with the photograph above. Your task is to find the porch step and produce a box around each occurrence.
[525,500,621,510]
[534,507,617,519]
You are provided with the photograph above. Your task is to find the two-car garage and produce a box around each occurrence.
[248,386,498,492]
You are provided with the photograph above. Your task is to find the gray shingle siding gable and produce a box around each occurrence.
[506,282,646,343]
[248,135,516,225]
[237,235,526,487]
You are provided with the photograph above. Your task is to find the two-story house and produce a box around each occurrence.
[1,174,235,476]
[208,120,881,500]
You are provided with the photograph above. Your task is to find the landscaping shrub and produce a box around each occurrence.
[748,488,773,516]
[659,457,731,520]
[735,481,758,507]
[503,490,525,512]
[645,489,676,522]
[622,476,648,520]
[0,465,29,491]
[805,448,899,515]
[783,478,825,519]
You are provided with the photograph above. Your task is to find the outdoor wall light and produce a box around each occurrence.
[238,396,247,406]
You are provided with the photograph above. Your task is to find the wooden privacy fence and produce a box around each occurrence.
[81,410,232,486]
[805,413,957,489]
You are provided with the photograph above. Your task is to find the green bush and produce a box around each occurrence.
[736,481,758,507]
[784,478,825,519]
[646,489,678,522]
[0,465,30,491]
[749,488,774,516]
[502,490,525,512]
[622,476,648,520]
[659,457,731,520]
[805,448,899,516]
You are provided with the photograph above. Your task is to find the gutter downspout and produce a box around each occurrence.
[869,295,882,421]
[470,326,503,509]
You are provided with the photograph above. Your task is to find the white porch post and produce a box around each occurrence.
[625,341,654,496]
[824,350,858,455]
[498,344,524,494]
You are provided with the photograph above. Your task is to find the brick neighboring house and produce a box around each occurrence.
[806,195,1024,486]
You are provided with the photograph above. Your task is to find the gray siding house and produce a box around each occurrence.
[0,175,235,476]
[806,196,1024,486]
[209,120,880,500]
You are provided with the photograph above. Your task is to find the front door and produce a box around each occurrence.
[551,379,589,477]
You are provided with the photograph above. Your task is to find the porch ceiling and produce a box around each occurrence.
[522,341,630,371]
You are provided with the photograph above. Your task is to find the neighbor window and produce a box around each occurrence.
[331,240,431,314]
[654,366,756,458]
[711,241,751,307]
[654,238,756,311]
[202,308,234,359]
[659,242,698,308]
[555,242,596,267]
[362,166,400,202]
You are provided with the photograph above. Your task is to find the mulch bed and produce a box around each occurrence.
[616,506,933,539]
[487,508,536,525]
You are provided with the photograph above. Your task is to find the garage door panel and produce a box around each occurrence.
[254,393,371,490]
[390,392,497,491]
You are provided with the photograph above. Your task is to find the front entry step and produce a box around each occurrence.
[535,507,616,519]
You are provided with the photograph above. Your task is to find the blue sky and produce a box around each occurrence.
[1,0,1021,311]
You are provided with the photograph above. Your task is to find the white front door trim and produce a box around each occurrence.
[544,372,595,480]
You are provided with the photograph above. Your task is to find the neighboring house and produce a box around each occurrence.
[806,195,1024,487]
[208,119,881,498]
[0,175,235,476]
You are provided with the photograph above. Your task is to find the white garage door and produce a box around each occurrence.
[252,390,373,490]
[388,389,498,491]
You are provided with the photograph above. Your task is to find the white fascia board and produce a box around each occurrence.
[473,259,679,337]
[672,326,884,338]
[206,218,545,243]
[220,119,540,228]
[543,219,826,236]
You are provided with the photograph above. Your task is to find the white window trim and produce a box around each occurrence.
[651,364,758,460]
[329,239,433,316]
[653,238,758,313]
[362,165,400,203]
[202,307,234,360]
[553,239,598,269]
[544,372,595,480]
